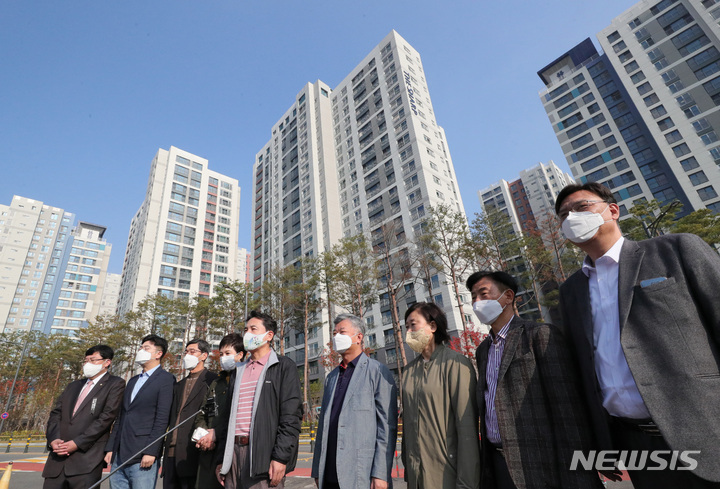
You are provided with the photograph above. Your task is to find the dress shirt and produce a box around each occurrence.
[81,371,107,397]
[582,236,650,419]
[485,317,513,445]
[235,350,271,436]
[324,352,361,484]
[130,364,161,403]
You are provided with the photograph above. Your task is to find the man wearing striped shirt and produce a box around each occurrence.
[470,271,602,489]
[217,311,303,489]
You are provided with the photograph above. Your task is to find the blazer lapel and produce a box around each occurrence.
[131,367,162,404]
[341,354,367,412]
[618,239,644,332]
[572,272,595,350]
[476,339,490,419]
[72,377,107,417]
[182,370,207,410]
[497,318,522,383]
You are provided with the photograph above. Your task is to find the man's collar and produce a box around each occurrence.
[489,316,513,344]
[249,350,271,366]
[340,351,362,370]
[143,363,161,377]
[582,236,625,276]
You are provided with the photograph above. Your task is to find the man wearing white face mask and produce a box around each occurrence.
[43,345,125,489]
[106,334,175,489]
[311,314,398,489]
[163,338,218,489]
[468,271,603,489]
[217,311,303,489]
[556,182,720,488]
[195,333,246,489]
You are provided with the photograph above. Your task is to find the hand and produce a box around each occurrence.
[196,430,216,451]
[55,440,78,456]
[314,478,318,488]
[599,469,623,482]
[104,452,112,467]
[268,460,286,487]
[50,439,64,454]
[139,454,155,468]
[216,464,225,487]
[371,478,388,489]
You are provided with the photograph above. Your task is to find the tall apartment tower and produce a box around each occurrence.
[117,147,241,316]
[98,272,121,316]
[235,248,250,284]
[0,196,114,336]
[539,0,720,217]
[479,161,575,234]
[252,31,468,380]
[48,222,112,335]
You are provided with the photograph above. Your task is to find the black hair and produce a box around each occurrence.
[219,333,245,354]
[554,182,617,215]
[246,310,277,335]
[85,344,114,360]
[404,302,450,345]
[466,270,519,299]
[141,334,168,356]
[186,338,211,354]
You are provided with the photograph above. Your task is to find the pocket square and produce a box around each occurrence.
[640,277,667,288]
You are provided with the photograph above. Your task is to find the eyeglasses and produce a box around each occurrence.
[184,348,202,355]
[558,200,607,221]
[83,357,106,364]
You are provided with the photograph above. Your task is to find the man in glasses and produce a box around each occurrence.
[42,345,126,489]
[163,338,218,489]
[555,182,720,488]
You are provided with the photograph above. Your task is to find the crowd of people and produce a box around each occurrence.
[41,182,720,489]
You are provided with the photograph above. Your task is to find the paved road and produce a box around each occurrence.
[0,447,634,489]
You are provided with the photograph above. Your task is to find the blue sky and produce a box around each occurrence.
[1,0,636,274]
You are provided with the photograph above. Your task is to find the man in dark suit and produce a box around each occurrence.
[556,182,720,488]
[470,271,603,489]
[42,344,125,489]
[105,334,175,489]
[163,338,218,489]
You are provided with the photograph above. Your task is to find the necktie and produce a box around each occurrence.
[73,380,94,415]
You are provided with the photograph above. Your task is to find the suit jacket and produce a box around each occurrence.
[476,317,602,489]
[164,368,218,477]
[43,373,126,478]
[311,353,398,489]
[106,366,176,465]
[559,234,720,482]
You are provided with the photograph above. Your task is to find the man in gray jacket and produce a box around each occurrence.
[312,313,398,489]
[556,182,720,488]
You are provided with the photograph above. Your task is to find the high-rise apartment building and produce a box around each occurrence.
[539,0,720,217]
[48,222,112,335]
[479,161,575,234]
[98,272,121,316]
[117,147,241,316]
[235,247,251,284]
[251,31,469,381]
[0,196,114,336]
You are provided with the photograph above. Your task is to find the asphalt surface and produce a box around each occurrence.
[0,443,634,488]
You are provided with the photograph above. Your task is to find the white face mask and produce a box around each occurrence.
[473,297,507,325]
[135,349,152,366]
[83,362,104,379]
[220,355,237,371]
[183,354,200,370]
[561,205,610,243]
[243,331,268,352]
[333,334,353,353]
[405,329,432,354]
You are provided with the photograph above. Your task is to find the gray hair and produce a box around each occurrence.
[333,313,366,338]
